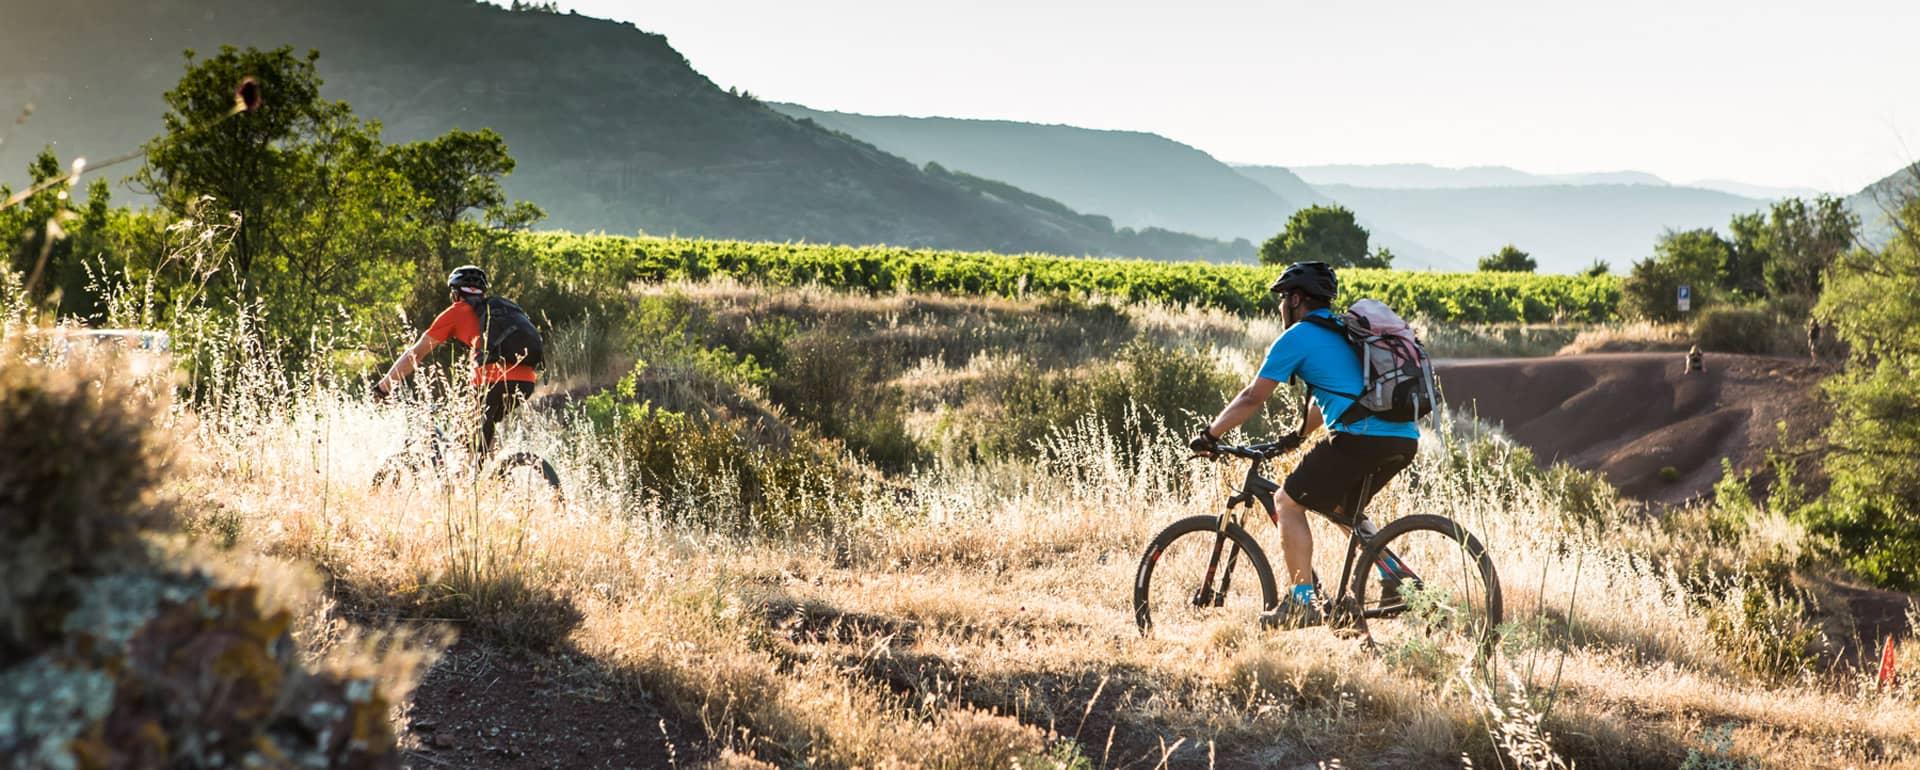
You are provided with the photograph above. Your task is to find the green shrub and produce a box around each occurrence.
[593,398,866,536]
[962,340,1245,462]
[1692,307,1779,354]
[767,332,925,473]
[1084,340,1245,443]
[1703,582,1824,683]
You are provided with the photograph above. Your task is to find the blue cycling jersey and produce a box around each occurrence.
[1256,308,1421,439]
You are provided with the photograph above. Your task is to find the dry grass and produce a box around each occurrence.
[21,282,1919,769]
[1556,321,1692,355]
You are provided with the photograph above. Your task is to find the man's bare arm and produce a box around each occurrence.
[376,333,440,393]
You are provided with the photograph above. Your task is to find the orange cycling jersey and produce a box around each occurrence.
[426,301,538,386]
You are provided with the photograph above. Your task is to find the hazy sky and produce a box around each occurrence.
[549,0,1918,193]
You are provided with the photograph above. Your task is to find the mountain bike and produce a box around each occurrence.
[1132,437,1502,658]
[371,422,563,501]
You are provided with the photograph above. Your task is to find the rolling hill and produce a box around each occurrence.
[1849,163,1920,247]
[0,0,1246,262]
[776,107,1465,270]
[772,103,1298,242]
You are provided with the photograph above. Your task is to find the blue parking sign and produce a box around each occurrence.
[1677,284,1692,312]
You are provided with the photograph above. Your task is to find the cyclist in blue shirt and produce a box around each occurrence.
[1189,261,1420,626]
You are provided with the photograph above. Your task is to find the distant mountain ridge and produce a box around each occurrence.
[1685,179,1829,201]
[1316,183,1768,273]
[772,104,1297,242]
[1288,163,1670,189]
[776,106,1465,270]
[0,0,1247,263]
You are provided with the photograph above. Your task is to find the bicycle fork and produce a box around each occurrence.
[1193,526,1243,608]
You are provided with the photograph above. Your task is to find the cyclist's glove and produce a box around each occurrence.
[1275,432,1306,453]
[1188,428,1220,455]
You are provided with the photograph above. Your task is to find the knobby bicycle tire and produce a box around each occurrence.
[1349,513,1502,656]
[495,450,563,493]
[371,451,432,489]
[1133,515,1279,635]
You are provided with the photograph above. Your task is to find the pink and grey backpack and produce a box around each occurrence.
[1299,299,1437,425]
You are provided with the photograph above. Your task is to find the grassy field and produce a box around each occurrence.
[16,280,1890,769]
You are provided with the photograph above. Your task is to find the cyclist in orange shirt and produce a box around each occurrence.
[372,265,542,453]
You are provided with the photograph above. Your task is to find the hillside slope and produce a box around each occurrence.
[773,103,1296,242]
[1318,183,1767,273]
[0,0,1241,261]
[1849,163,1919,248]
[1436,352,1826,503]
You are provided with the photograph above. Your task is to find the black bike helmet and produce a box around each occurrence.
[447,265,488,297]
[1268,261,1337,300]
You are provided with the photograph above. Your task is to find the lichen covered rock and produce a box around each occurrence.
[0,343,409,769]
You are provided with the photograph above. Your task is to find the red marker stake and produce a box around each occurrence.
[1880,636,1898,690]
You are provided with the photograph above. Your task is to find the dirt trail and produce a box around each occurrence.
[1434,352,1829,504]
[402,642,708,769]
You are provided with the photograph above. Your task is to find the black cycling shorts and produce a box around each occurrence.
[1283,432,1418,526]
[480,380,535,453]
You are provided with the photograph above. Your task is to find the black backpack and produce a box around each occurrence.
[473,297,545,369]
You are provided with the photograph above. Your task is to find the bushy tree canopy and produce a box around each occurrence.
[1477,244,1536,273]
[1759,196,1856,304]
[1620,228,1729,322]
[1260,205,1387,268]
[132,46,537,344]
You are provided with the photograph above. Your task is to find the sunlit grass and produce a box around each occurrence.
[36,281,1918,769]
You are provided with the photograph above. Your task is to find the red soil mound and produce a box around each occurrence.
[1435,352,1828,503]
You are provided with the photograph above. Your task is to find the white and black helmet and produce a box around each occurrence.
[447,265,488,296]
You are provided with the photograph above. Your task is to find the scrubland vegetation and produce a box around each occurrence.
[5,41,1919,770]
[7,270,1917,768]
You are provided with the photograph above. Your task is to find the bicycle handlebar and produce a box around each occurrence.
[1195,434,1304,461]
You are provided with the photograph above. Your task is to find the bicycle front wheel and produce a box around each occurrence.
[1350,514,1502,660]
[1133,515,1279,637]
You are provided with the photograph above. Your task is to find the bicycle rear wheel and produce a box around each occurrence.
[494,451,564,503]
[1349,514,1502,660]
[1134,515,1279,637]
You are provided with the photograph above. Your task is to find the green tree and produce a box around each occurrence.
[0,149,110,318]
[392,128,524,233]
[1758,196,1857,308]
[133,46,458,345]
[1724,211,1770,298]
[1260,205,1380,268]
[135,46,338,295]
[390,128,544,320]
[1582,259,1611,278]
[1621,228,1729,322]
[1477,244,1536,272]
[1810,183,1920,588]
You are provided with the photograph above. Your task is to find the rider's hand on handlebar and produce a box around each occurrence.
[1187,428,1221,457]
[1275,431,1306,454]
[371,380,391,403]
